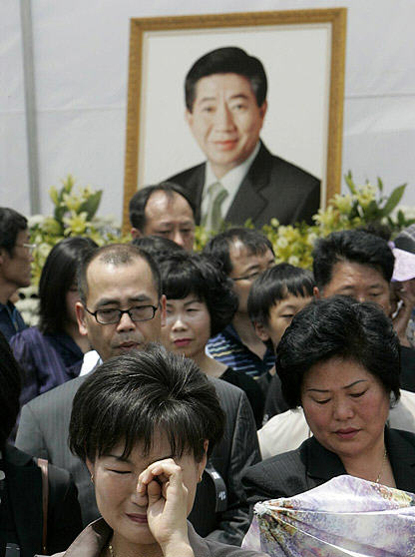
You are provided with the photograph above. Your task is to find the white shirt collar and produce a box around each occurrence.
[202,141,261,219]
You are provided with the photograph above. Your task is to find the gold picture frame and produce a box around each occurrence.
[123,8,347,231]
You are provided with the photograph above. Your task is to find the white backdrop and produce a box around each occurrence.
[1,0,414,223]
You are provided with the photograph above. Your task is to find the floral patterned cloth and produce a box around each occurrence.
[243,475,415,556]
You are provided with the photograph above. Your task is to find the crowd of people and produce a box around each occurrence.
[0,195,415,556]
[1,44,415,557]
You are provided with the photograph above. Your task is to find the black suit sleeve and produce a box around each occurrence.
[207,387,261,546]
[263,374,289,422]
[47,464,83,552]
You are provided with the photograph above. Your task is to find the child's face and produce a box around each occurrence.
[255,294,313,350]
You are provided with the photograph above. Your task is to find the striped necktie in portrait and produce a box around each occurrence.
[203,181,229,232]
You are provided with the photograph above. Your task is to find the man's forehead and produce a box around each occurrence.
[86,258,157,295]
[329,260,387,287]
[194,72,254,99]
[146,191,193,217]
[229,239,269,261]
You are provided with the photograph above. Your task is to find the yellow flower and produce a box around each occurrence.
[63,212,89,235]
[62,192,81,212]
[276,236,289,249]
[355,183,376,209]
[41,217,63,235]
[332,193,353,214]
[288,255,300,266]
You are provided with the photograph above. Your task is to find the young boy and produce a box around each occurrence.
[248,263,314,421]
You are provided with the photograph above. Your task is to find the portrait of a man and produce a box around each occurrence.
[167,47,321,230]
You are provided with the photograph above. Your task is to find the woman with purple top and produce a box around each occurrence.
[11,237,97,406]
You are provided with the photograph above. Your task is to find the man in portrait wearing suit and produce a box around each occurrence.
[168,47,321,231]
[15,243,259,546]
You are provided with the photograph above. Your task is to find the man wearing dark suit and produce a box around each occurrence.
[168,47,320,230]
[16,244,259,545]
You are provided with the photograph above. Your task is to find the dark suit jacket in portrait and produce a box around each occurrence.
[169,142,321,229]
[15,373,260,546]
[243,428,415,508]
[3,444,82,557]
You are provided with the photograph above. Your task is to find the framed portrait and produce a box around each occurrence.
[123,8,346,230]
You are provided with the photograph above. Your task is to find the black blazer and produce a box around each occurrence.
[169,142,321,229]
[16,375,260,546]
[243,428,415,507]
[3,444,82,557]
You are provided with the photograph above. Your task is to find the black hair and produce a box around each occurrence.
[38,237,98,334]
[77,243,162,305]
[203,227,274,276]
[131,235,184,266]
[0,331,22,446]
[158,252,238,337]
[69,344,225,463]
[0,207,28,256]
[248,263,315,327]
[312,229,395,291]
[276,296,401,409]
[129,182,196,231]
[185,47,267,112]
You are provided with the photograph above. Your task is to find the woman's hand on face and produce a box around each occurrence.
[138,458,194,557]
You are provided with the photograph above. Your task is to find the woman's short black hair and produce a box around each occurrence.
[69,344,225,463]
[277,296,401,408]
[158,252,238,337]
[248,263,315,327]
[38,237,98,334]
[0,332,22,446]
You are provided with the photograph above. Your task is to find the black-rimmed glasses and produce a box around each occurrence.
[85,305,158,325]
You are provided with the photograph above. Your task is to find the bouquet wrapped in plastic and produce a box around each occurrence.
[243,475,415,556]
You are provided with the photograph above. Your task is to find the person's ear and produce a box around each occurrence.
[254,321,270,343]
[259,100,268,122]
[185,109,194,129]
[130,228,142,239]
[198,440,209,480]
[76,301,88,336]
[313,286,321,299]
[159,294,167,327]
[86,458,94,475]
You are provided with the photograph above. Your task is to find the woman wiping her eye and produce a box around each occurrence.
[43,345,268,557]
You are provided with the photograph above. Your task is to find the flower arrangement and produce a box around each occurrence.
[18,173,414,325]
[248,173,413,269]
[28,175,129,285]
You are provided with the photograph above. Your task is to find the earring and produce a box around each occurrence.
[90,473,94,483]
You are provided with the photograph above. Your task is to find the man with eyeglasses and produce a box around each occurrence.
[16,244,166,525]
[204,228,276,378]
[16,243,260,546]
[0,207,35,341]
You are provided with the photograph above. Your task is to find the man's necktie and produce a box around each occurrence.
[203,181,229,232]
